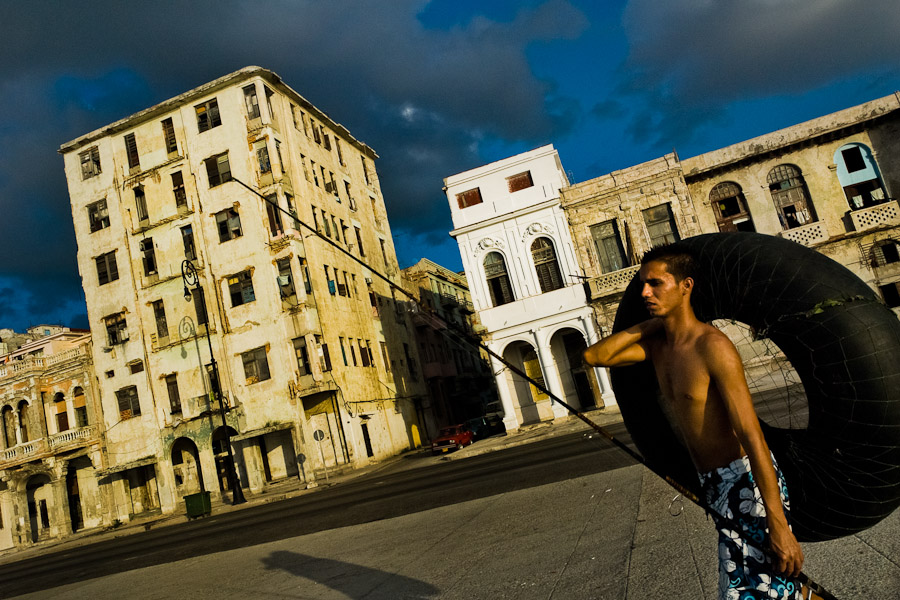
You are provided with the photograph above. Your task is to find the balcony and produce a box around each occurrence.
[478,284,588,334]
[0,346,86,379]
[586,265,640,299]
[2,438,48,467]
[850,200,900,233]
[780,221,828,246]
[49,425,99,451]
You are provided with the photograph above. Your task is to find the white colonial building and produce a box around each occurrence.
[445,145,615,431]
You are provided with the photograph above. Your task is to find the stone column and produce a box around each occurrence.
[533,331,569,420]
[49,460,72,540]
[489,354,520,432]
[581,315,617,406]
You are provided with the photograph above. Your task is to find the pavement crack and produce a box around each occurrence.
[853,532,900,570]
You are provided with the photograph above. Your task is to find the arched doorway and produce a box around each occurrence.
[171,437,204,496]
[25,474,52,542]
[66,456,93,532]
[549,328,597,410]
[501,340,548,425]
[211,427,240,492]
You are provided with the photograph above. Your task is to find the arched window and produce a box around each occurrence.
[18,400,29,443]
[73,387,88,428]
[834,143,887,210]
[531,237,564,293]
[54,392,69,433]
[484,252,515,307]
[710,182,755,232]
[767,164,817,230]
[2,406,15,448]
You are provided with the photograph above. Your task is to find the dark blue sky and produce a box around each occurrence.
[2,0,899,332]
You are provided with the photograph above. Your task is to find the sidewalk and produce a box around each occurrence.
[0,405,623,565]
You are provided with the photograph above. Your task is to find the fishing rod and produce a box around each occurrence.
[230,176,838,599]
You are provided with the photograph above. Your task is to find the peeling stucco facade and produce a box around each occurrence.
[59,67,431,524]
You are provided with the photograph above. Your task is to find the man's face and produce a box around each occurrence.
[639,260,689,317]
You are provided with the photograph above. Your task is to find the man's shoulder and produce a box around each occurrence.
[696,325,737,353]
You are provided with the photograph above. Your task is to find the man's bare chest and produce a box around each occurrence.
[651,345,711,404]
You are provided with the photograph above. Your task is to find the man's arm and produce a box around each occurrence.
[704,334,804,577]
[583,318,662,368]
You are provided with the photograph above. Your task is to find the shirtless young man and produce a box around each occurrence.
[584,246,819,600]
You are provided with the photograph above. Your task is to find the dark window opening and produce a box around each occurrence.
[589,220,628,273]
[229,271,256,307]
[243,84,260,120]
[96,252,119,286]
[87,199,110,232]
[767,164,816,230]
[166,374,181,414]
[115,386,141,419]
[879,282,900,308]
[172,172,187,209]
[162,118,178,155]
[710,182,755,233]
[842,146,866,173]
[242,346,270,384]
[642,204,681,247]
[507,171,534,193]
[195,99,221,132]
[140,238,157,276]
[531,237,564,293]
[456,187,483,209]
[216,208,242,242]
[205,153,232,188]
[484,252,514,306]
[181,225,196,261]
[124,133,140,170]
[80,146,101,180]
[105,313,128,345]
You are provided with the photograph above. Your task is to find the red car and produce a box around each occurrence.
[431,425,474,454]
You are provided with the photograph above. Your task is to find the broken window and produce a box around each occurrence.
[152,299,168,341]
[339,337,348,366]
[205,152,232,187]
[484,252,514,307]
[195,98,221,132]
[293,337,311,375]
[589,220,628,273]
[311,160,319,186]
[350,341,357,366]
[277,258,296,304]
[266,195,283,237]
[191,287,208,326]
[215,208,242,242]
[531,237,563,293]
[124,133,140,170]
[879,282,900,308]
[379,239,388,266]
[134,186,148,222]
[243,84,260,120]
[105,312,128,345]
[456,187,483,209]
[264,86,275,121]
[323,132,332,151]
[80,146,101,179]
[642,204,681,247]
[507,171,534,193]
[355,227,365,256]
[336,139,344,165]
[274,139,283,172]
[171,171,187,210]
[87,199,110,233]
[129,360,144,374]
[255,140,272,174]
[361,156,370,185]
[55,393,69,432]
[96,251,119,285]
[871,240,900,267]
[321,341,332,372]
[380,341,391,373]
[324,265,336,295]
[181,225,196,261]
[73,388,88,427]
[162,117,178,155]
[115,386,141,419]
[767,164,817,230]
[332,216,340,242]
[323,210,331,237]
[312,121,322,144]
[710,182,755,233]
[360,340,371,367]
[140,238,157,276]
[300,154,310,181]
[299,257,312,294]
[166,374,182,414]
[835,143,887,210]
[311,206,319,231]
[228,270,255,307]
[242,346,270,384]
[345,182,355,210]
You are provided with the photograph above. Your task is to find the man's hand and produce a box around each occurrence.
[769,521,804,578]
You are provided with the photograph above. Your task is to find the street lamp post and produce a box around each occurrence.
[181,259,246,505]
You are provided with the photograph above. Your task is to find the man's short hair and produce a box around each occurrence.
[641,245,697,282]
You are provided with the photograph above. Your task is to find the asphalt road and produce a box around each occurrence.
[0,424,638,598]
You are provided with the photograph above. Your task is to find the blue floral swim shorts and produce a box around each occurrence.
[698,454,803,600]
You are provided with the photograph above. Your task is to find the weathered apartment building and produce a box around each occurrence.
[401,258,496,431]
[561,93,900,369]
[0,327,104,550]
[59,66,429,522]
[444,145,617,432]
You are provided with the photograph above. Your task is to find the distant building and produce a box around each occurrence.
[0,327,105,550]
[59,66,429,521]
[444,145,616,432]
[401,258,497,432]
[561,93,900,390]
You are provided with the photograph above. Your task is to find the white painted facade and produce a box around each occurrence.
[446,145,615,431]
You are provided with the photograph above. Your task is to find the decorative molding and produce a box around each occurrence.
[474,237,506,254]
[522,222,555,241]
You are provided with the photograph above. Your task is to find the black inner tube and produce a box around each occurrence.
[610,232,900,542]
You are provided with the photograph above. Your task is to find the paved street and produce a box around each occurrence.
[2,411,898,600]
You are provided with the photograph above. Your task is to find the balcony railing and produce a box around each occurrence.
[49,425,98,450]
[2,438,48,463]
[0,346,86,379]
[850,199,900,232]
[780,221,828,247]
[587,265,640,299]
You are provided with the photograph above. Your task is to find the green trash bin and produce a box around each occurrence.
[184,491,211,519]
